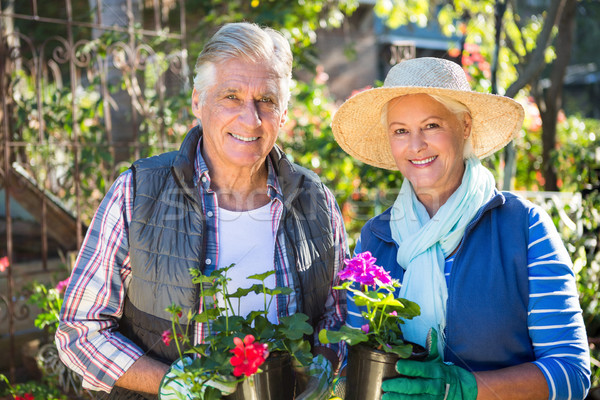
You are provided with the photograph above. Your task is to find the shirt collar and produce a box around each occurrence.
[193,138,283,201]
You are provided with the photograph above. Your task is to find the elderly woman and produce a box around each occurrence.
[332,57,591,400]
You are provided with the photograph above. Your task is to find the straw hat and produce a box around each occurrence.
[331,57,524,170]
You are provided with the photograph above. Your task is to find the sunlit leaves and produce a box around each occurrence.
[374,0,430,29]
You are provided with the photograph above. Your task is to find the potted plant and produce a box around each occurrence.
[163,264,314,400]
[319,251,425,400]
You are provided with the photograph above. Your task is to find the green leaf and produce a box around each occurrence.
[318,325,368,346]
[278,313,313,340]
[253,316,277,340]
[247,310,267,322]
[191,273,216,284]
[287,339,313,366]
[247,270,275,281]
[192,308,222,323]
[204,387,223,400]
[373,337,413,359]
[264,286,294,296]
[186,343,210,356]
[376,293,405,307]
[228,284,263,298]
[353,290,384,307]
[394,298,421,319]
[212,315,245,333]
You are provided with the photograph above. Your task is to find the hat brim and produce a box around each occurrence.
[332,86,524,170]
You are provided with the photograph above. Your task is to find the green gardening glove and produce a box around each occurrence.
[381,329,478,400]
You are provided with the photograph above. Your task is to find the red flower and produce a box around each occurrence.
[161,330,183,346]
[15,393,35,400]
[0,256,9,272]
[161,330,172,346]
[229,335,269,377]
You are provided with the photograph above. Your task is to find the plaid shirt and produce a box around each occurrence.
[56,140,348,392]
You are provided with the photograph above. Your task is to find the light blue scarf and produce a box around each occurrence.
[390,157,495,355]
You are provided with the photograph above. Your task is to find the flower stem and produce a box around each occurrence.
[172,318,183,360]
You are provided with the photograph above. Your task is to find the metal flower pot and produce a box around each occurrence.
[345,343,427,400]
[226,352,295,400]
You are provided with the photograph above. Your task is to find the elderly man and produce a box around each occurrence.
[56,22,348,399]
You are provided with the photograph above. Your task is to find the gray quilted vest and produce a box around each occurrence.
[109,126,337,399]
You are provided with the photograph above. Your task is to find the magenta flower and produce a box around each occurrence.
[55,278,70,293]
[161,330,172,346]
[361,324,370,334]
[338,252,392,286]
[161,330,184,346]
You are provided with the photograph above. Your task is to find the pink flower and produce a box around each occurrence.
[0,256,9,272]
[389,311,398,317]
[55,278,70,293]
[361,324,370,334]
[349,85,373,99]
[230,335,269,377]
[338,252,392,286]
[161,330,183,346]
[161,330,172,346]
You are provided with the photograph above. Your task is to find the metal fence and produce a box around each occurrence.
[0,0,189,382]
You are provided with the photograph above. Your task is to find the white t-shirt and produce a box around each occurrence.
[215,202,278,324]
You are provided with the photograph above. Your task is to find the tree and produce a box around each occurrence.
[183,0,359,71]
[532,0,578,191]
[372,0,569,189]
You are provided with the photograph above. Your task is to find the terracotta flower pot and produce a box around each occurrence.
[345,343,428,400]
[226,352,295,400]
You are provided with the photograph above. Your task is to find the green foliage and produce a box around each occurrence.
[15,274,89,398]
[319,279,419,358]
[554,117,600,192]
[8,29,192,225]
[166,265,314,398]
[10,69,113,224]
[319,252,420,358]
[279,77,404,249]
[514,114,600,192]
[184,0,358,69]
[374,0,558,98]
[374,0,432,29]
[0,373,67,400]
[23,278,70,337]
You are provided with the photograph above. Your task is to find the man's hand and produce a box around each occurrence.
[158,357,237,400]
[381,330,478,400]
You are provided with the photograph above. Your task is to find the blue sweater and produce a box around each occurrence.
[347,191,591,399]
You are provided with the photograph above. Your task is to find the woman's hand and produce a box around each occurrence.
[381,330,477,400]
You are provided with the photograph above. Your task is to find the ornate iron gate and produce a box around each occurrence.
[0,0,189,382]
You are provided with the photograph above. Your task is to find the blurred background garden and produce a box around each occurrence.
[0,0,599,398]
